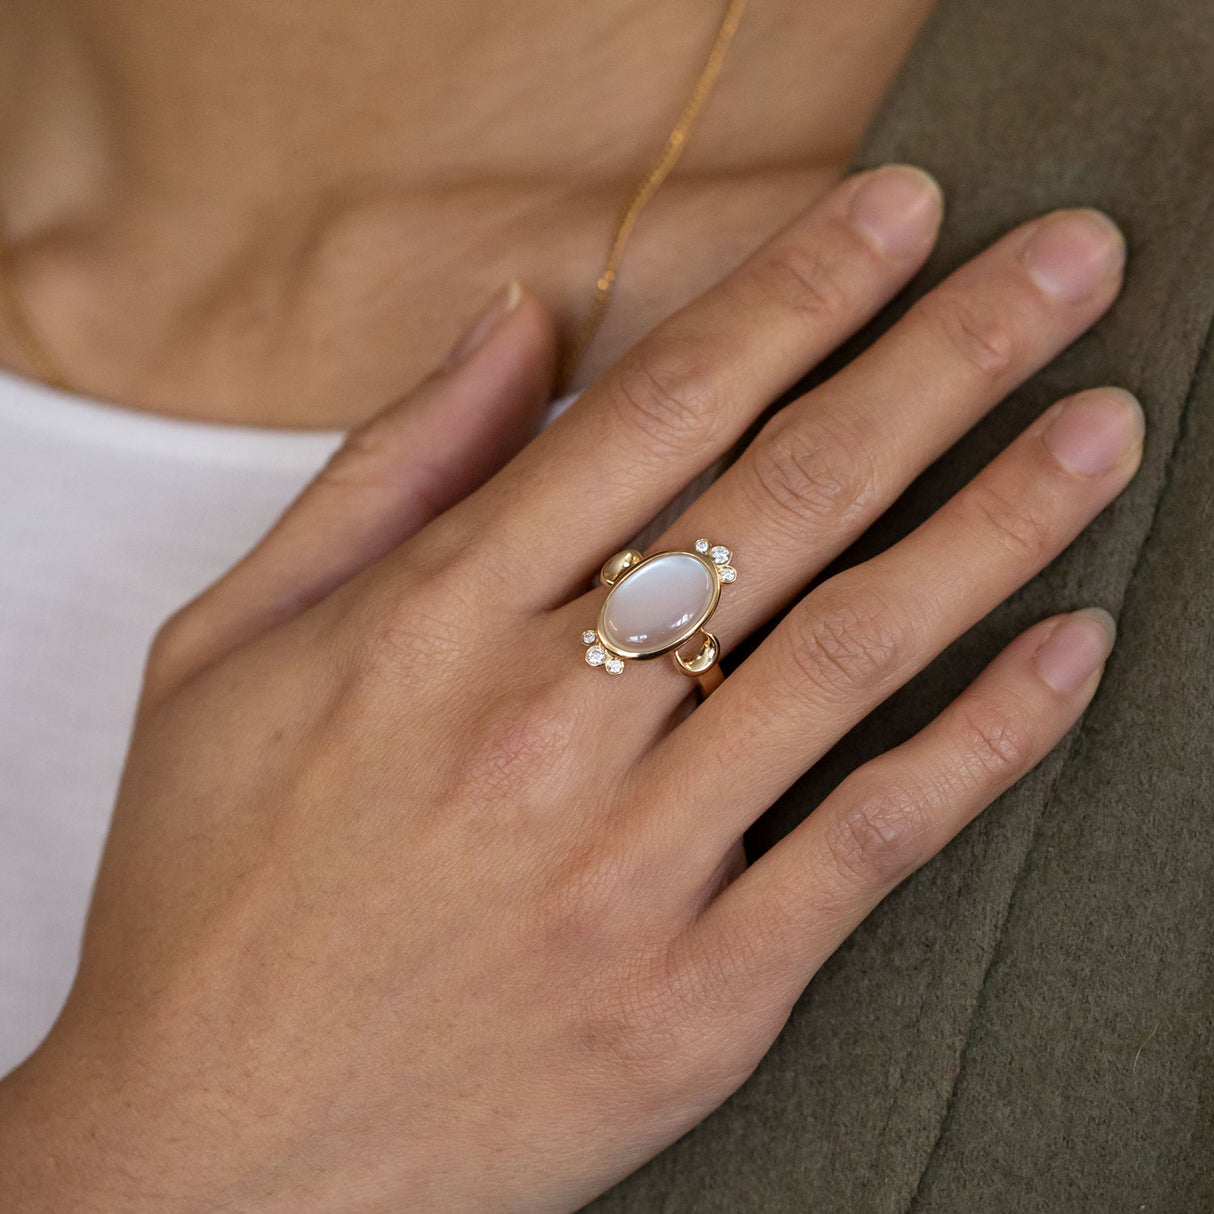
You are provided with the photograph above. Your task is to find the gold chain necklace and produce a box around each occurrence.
[0,0,747,401]
[556,0,748,395]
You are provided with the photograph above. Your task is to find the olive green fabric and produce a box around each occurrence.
[586,0,1214,1209]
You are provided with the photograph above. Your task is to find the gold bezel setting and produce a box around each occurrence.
[582,539,737,680]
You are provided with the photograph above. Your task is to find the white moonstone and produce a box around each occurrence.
[600,553,715,655]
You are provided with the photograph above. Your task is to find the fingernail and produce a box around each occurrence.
[1021,209,1125,302]
[1032,607,1116,693]
[444,278,523,369]
[847,164,944,258]
[1043,388,1145,474]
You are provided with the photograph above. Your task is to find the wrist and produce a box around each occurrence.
[0,1032,234,1214]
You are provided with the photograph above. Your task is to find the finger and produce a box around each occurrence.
[144,281,557,700]
[677,605,1116,1015]
[651,207,1126,645]
[440,164,944,601]
[643,386,1144,862]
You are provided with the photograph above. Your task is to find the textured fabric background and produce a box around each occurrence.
[586,0,1214,1208]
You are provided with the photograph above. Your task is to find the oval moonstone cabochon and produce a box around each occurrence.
[599,552,717,656]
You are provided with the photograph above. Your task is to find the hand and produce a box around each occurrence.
[0,164,1142,1214]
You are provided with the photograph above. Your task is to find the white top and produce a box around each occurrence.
[0,367,581,1072]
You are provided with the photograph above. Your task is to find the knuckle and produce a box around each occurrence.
[477,691,578,797]
[951,693,1037,784]
[354,535,532,697]
[751,241,853,327]
[574,945,698,1083]
[928,291,1019,379]
[455,680,582,807]
[610,342,724,454]
[533,840,631,951]
[784,580,910,701]
[746,413,876,538]
[358,574,482,680]
[964,478,1054,565]
[823,779,932,888]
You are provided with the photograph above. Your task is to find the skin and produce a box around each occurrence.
[0,163,1143,1209]
[0,0,938,424]
[0,3,1146,1211]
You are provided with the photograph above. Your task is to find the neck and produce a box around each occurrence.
[5,0,928,214]
[0,0,937,425]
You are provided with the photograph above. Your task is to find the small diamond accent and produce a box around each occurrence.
[586,646,607,666]
[710,545,731,565]
[605,656,625,675]
[719,565,737,583]
[694,538,710,554]
[582,630,597,645]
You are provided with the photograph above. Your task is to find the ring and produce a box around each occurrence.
[581,539,737,697]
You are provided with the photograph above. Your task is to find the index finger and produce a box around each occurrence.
[438,164,944,604]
